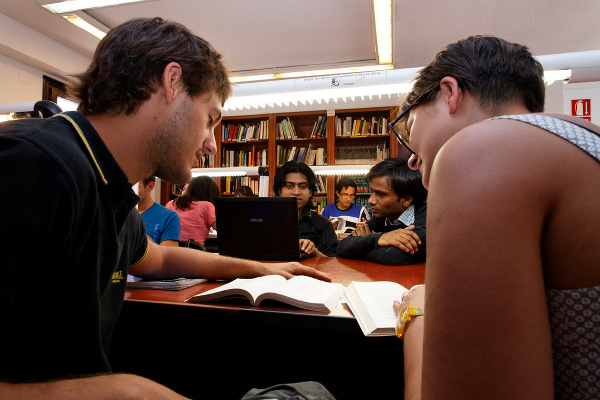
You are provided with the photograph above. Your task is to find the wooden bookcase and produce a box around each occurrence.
[161,106,401,207]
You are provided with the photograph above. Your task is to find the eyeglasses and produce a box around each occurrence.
[389,104,417,154]
[389,83,439,155]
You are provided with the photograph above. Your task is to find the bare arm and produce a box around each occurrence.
[0,373,189,400]
[129,241,332,282]
[417,124,555,400]
[159,240,179,247]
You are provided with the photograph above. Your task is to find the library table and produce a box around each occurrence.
[110,258,425,400]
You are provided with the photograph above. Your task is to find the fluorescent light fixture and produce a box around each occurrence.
[311,165,372,175]
[543,69,571,85]
[230,64,394,83]
[37,0,151,13]
[372,0,393,64]
[191,166,260,177]
[62,12,108,39]
[223,82,414,111]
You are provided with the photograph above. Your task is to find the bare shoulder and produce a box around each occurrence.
[431,116,600,288]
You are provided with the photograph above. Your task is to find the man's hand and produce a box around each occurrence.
[393,284,425,316]
[262,260,332,282]
[328,217,339,230]
[378,225,421,253]
[352,219,372,236]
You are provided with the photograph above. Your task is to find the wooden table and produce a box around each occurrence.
[110,258,425,400]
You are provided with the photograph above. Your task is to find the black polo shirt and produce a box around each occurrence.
[298,205,338,257]
[0,111,148,382]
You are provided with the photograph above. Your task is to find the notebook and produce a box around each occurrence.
[215,197,305,261]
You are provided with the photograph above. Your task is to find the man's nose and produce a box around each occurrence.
[203,128,217,155]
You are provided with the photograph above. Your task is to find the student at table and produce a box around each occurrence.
[166,175,219,245]
[392,35,600,400]
[320,176,370,230]
[273,160,338,257]
[138,175,180,246]
[0,17,331,399]
[336,158,427,266]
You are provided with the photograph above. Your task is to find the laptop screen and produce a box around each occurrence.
[215,197,301,261]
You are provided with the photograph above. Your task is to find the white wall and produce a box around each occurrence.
[0,54,46,105]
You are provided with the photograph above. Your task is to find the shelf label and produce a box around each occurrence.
[295,71,387,91]
[327,110,335,116]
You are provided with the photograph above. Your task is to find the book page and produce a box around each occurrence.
[259,275,344,309]
[191,275,286,304]
[353,281,407,328]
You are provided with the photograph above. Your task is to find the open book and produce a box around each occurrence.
[344,281,409,336]
[187,275,344,312]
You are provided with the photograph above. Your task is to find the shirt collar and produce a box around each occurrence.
[55,111,130,186]
[385,204,415,227]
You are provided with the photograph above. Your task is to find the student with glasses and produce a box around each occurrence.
[320,176,370,231]
[336,158,427,266]
[273,160,338,257]
[392,36,600,400]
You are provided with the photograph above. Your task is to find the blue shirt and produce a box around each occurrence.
[320,202,370,228]
[141,202,180,244]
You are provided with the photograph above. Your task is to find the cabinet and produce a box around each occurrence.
[160,106,400,207]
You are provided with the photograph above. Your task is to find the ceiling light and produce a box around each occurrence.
[230,64,394,83]
[62,12,108,39]
[543,69,571,85]
[311,165,372,175]
[372,0,393,64]
[37,0,152,14]
[191,167,259,177]
[223,82,413,112]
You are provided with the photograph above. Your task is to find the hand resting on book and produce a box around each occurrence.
[262,261,332,282]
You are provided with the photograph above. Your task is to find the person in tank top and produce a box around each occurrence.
[392,36,600,400]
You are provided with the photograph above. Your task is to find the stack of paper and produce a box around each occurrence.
[126,276,207,291]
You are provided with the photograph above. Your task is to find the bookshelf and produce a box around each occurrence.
[160,106,399,207]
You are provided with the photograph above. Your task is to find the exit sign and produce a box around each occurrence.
[572,99,591,121]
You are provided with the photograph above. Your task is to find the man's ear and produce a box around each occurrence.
[439,76,462,115]
[399,195,414,207]
[161,62,183,104]
[148,181,155,191]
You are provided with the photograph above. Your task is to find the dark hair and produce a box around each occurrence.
[335,177,357,194]
[366,158,427,207]
[142,175,156,187]
[273,161,318,206]
[399,36,545,137]
[234,185,254,197]
[68,17,232,116]
[174,176,220,210]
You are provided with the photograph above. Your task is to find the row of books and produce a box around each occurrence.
[315,175,327,193]
[335,116,389,137]
[223,176,260,195]
[334,144,389,165]
[195,154,215,168]
[337,175,371,194]
[222,120,269,142]
[310,114,327,138]
[315,197,327,214]
[221,148,268,167]
[353,196,373,217]
[276,117,298,139]
[276,144,326,166]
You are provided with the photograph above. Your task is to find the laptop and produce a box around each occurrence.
[215,197,305,261]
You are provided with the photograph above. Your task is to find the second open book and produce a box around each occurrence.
[188,275,408,336]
